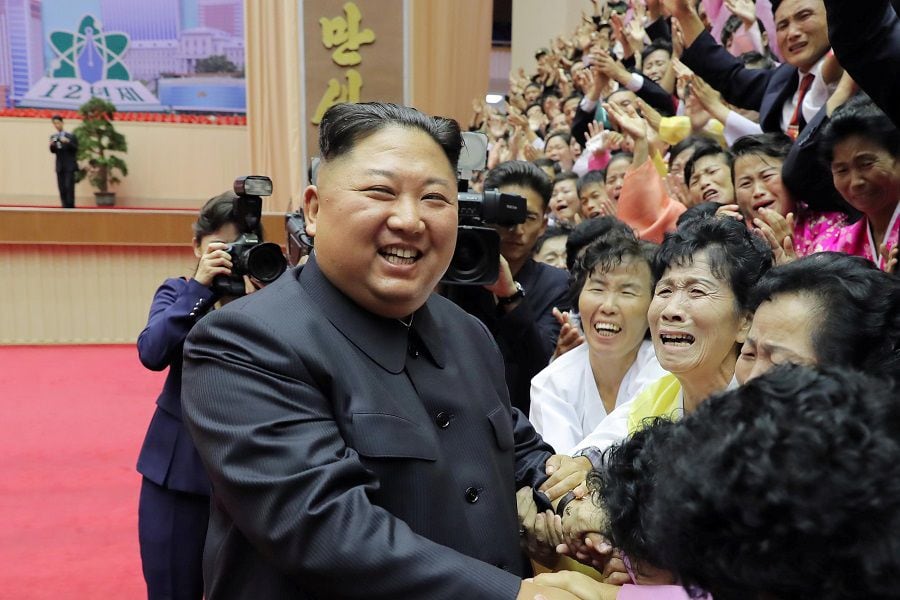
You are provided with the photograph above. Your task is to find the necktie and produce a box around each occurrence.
[786,73,815,141]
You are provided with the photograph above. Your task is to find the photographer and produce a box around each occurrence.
[48,115,78,208]
[446,161,571,415]
[135,191,267,600]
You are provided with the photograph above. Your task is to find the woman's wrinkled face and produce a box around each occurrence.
[830,134,900,221]
[648,249,749,379]
[735,293,819,384]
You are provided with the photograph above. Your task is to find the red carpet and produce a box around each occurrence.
[0,345,164,599]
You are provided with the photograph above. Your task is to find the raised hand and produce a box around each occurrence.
[552,308,585,359]
[604,100,647,140]
[636,98,662,132]
[594,50,630,85]
[724,0,756,27]
[689,74,731,124]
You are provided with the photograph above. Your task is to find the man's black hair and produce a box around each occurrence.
[641,39,673,62]
[318,102,462,171]
[484,160,554,209]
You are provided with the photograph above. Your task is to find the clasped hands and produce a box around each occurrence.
[517,454,631,586]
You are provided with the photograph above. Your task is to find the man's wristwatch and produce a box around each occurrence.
[496,281,526,307]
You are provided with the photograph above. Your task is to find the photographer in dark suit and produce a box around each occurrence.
[181,103,577,600]
[48,115,78,208]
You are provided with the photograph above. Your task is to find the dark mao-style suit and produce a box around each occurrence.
[137,277,217,600]
[181,255,554,599]
[681,30,804,134]
[49,131,78,208]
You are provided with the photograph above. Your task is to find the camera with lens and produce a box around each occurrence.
[442,132,526,286]
[212,175,288,296]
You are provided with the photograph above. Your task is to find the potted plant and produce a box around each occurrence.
[74,97,128,206]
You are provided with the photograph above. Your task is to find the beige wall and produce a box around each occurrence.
[410,0,493,126]
[0,118,250,209]
[511,0,587,76]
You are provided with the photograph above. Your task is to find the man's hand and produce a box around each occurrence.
[595,50,631,86]
[636,98,663,133]
[604,101,647,141]
[541,455,592,501]
[517,487,563,568]
[689,75,731,124]
[484,255,522,310]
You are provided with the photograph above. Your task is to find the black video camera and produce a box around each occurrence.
[442,132,526,286]
[212,175,288,296]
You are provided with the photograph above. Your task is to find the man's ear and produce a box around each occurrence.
[302,185,320,238]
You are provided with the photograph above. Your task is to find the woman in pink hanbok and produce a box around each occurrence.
[821,95,900,272]
[717,132,847,263]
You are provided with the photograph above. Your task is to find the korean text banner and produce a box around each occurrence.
[0,0,247,113]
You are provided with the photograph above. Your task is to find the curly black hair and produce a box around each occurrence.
[649,364,900,600]
[564,215,633,272]
[588,417,677,571]
[568,226,657,309]
[654,216,772,311]
[749,252,900,381]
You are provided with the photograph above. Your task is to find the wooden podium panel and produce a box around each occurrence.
[0,207,287,246]
[1,208,291,344]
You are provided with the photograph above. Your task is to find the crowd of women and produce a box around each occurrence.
[464,0,900,598]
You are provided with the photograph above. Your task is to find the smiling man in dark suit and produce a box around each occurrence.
[180,102,578,600]
[670,0,832,138]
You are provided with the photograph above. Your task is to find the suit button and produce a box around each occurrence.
[464,487,479,503]
[435,411,451,429]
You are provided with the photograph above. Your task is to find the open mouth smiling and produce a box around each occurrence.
[379,245,421,266]
[593,322,622,337]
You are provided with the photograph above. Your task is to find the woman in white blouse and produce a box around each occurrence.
[529,225,667,453]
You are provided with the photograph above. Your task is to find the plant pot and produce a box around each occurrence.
[94,192,116,206]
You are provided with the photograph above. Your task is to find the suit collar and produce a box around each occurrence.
[298,252,446,373]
